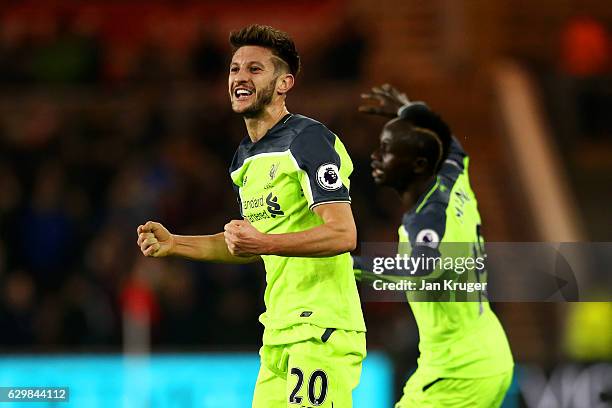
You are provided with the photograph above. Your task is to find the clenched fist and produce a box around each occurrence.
[137,221,175,257]
[223,219,269,257]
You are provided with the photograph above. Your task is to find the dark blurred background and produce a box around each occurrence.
[0,0,611,406]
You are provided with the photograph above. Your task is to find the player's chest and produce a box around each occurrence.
[232,155,304,224]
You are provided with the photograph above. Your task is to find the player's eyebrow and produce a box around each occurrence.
[231,60,265,66]
[231,60,264,65]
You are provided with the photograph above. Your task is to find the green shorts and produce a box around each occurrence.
[252,325,366,408]
[395,368,513,408]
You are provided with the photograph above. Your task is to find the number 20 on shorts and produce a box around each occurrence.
[289,367,329,406]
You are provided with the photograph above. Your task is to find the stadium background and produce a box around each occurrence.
[0,0,611,406]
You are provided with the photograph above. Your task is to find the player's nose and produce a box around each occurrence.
[232,67,250,83]
[371,150,381,161]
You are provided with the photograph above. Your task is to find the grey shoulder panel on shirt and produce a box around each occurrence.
[402,202,448,248]
[289,123,338,165]
[289,119,351,206]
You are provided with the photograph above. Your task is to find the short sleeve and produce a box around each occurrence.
[404,204,447,248]
[402,206,447,276]
[289,124,352,209]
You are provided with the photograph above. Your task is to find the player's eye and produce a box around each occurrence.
[230,66,239,73]
[250,66,262,73]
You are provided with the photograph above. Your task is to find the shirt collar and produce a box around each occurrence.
[243,113,293,149]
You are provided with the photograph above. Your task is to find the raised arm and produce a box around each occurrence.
[137,221,261,264]
[360,83,467,162]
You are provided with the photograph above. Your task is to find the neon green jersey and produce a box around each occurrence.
[397,138,513,378]
[229,114,366,343]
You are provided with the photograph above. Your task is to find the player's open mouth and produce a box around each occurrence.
[234,87,254,101]
[371,160,384,177]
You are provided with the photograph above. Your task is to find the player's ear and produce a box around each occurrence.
[276,73,295,95]
[413,157,429,175]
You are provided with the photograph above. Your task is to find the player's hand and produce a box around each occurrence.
[223,219,268,257]
[358,83,410,118]
[137,221,175,257]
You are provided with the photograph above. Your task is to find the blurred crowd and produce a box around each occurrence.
[1,2,610,373]
[0,8,400,351]
[1,5,611,408]
[0,7,367,85]
[0,84,262,348]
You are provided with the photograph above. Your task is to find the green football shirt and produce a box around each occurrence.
[397,138,514,378]
[229,114,366,344]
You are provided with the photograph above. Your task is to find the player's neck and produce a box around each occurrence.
[244,103,290,142]
[399,175,437,211]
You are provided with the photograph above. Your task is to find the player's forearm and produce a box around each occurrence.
[172,233,260,264]
[264,222,356,257]
[449,136,466,157]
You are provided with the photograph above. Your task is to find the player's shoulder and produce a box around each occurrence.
[288,114,336,147]
[287,114,328,133]
[402,200,449,247]
[286,113,324,131]
[402,180,454,246]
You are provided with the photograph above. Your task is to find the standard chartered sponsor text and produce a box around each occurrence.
[243,195,265,210]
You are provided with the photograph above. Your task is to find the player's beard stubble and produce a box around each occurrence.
[237,78,277,118]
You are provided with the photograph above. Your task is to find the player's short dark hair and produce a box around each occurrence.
[398,103,452,172]
[229,24,301,76]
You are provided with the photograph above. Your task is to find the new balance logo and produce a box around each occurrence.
[266,192,284,218]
